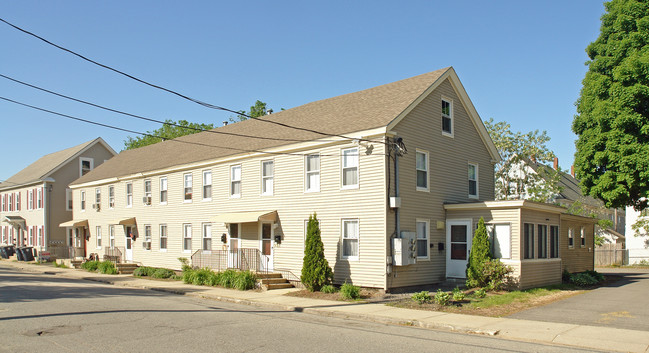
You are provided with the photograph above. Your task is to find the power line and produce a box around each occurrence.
[0,73,340,144]
[0,17,388,146]
[0,96,386,158]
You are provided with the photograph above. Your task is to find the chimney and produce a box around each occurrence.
[222,121,228,126]
[553,157,558,170]
[571,165,575,178]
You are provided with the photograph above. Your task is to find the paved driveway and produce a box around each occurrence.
[509,268,649,331]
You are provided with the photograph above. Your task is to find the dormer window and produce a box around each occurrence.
[80,157,94,177]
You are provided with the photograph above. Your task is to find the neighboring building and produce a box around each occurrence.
[625,208,649,264]
[65,68,594,290]
[0,138,116,257]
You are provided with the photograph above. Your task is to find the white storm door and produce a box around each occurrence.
[125,226,133,262]
[260,223,273,271]
[227,223,240,268]
[446,220,472,278]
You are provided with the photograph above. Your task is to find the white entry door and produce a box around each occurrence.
[259,223,273,272]
[227,223,240,268]
[446,219,472,278]
[124,226,133,262]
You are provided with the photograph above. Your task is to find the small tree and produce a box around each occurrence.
[466,217,492,288]
[301,213,333,291]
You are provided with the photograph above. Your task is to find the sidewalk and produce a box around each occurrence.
[4,260,649,353]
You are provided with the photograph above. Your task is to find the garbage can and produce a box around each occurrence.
[22,247,35,261]
[0,246,7,259]
[5,245,15,257]
[15,247,24,261]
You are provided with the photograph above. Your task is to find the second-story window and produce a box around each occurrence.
[184,173,193,201]
[37,188,43,209]
[442,99,453,136]
[160,177,168,204]
[109,186,115,208]
[416,150,428,191]
[28,190,33,210]
[468,163,478,198]
[203,170,212,200]
[342,148,359,188]
[126,183,133,207]
[305,154,320,192]
[80,191,86,211]
[143,180,152,205]
[230,165,241,198]
[66,188,73,211]
[94,188,101,210]
[261,160,274,196]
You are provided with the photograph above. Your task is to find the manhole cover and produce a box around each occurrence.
[23,325,81,337]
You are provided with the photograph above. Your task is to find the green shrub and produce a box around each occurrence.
[320,284,338,293]
[133,266,154,277]
[466,217,492,288]
[483,259,513,291]
[570,272,598,287]
[218,269,238,288]
[301,213,333,292]
[562,269,572,283]
[452,287,466,301]
[584,270,604,282]
[97,261,118,275]
[151,268,176,279]
[474,288,487,298]
[81,260,100,271]
[182,268,195,284]
[178,257,191,272]
[340,282,360,300]
[412,291,432,304]
[191,268,215,286]
[434,289,451,306]
[233,271,257,290]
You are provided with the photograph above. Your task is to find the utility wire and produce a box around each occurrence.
[0,96,386,158]
[0,17,388,146]
[0,73,341,144]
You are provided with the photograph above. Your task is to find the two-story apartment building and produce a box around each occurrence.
[66,68,595,289]
[0,138,116,257]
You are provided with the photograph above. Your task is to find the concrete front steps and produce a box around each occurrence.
[116,263,139,274]
[257,272,294,290]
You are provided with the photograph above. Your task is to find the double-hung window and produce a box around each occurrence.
[537,224,548,258]
[96,226,102,249]
[37,188,42,208]
[144,225,152,250]
[109,225,115,248]
[143,180,152,205]
[108,186,115,208]
[550,225,559,258]
[468,163,478,198]
[203,170,212,200]
[95,188,101,208]
[416,150,428,191]
[80,191,86,211]
[80,157,93,176]
[342,148,359,188]
[66,188,73,211]
[568,228,575,249]
[341,219,359,260]
[442,99,453,136]
[183,224,192,252]
[261,161,274,196]
[488,224,511,259]
[305,154,320,192]
[580,227,586,247]
[416,220,429,259]
[524,223,534,259]
[160,177,168,204]
[126,183,133,207]
[202,223,212,251]
[184,173,193,202]
[28,191,33,210]
[230,165,241,198]
[160,224,168,251]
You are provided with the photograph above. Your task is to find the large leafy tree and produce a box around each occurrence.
[484,118,561,202]
[123,119,215,150]
[573,0,649,211]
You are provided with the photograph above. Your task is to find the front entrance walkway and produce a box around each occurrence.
[509,268,649,331]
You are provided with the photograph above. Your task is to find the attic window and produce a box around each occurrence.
[442,99,453,136]
[80,157,94,176]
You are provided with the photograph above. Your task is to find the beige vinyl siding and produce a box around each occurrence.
[561,216,595,273]
[0,184,45,246]
[518,260,562,289]
[74,141,388,287]
[388,78,495,288]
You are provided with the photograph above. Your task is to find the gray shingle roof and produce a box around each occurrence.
[72,68,451,185]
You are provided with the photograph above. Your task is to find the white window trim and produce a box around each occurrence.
[79,157,94,177]
[341,147,359,190]
[537,223,549,259]
[144,225,152,251]
[341,218,359,261]
[416,219,430,260]
[159,177,168,205]
[468,162,479,199]
[143,179,152,206]
[202,222,212,252]
[261,160,274,196]
[95,187,101,206]
[202,170,213,201]
[568,227,575,249]
[108,185,115,209]
[159,224,168,252]
[305,154,320,193]
[126,182,133,208]
[441,97,454,138]
[486,223,512,260]
[580,226,586,248]
[416,149,429,192]
[230,165,242,199]
[65,188,72,211]
[183,223,192,253]
[80,191,86,212]
[96,226,102,249]
[28,190,33,211]
[184,173,193,203]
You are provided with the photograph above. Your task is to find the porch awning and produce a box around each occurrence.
[111,217,137,226]
[211,210,277,224]
[3,216,26,230]
[59,219,89,228]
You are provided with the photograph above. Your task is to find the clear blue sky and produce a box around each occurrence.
[0,0,605,181]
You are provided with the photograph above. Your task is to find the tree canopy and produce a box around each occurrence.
[230,100,271,123]
[572,0,649,211]
[484,118,561,202]
[123,119,215,150]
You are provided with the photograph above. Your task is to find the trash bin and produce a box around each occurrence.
[22,247,35,261]
[15,247,24,261]
[5,245,15,257]
[0,246,7,259]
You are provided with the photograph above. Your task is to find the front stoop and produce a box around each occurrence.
[257,273,294,290]
[116,263,139,274]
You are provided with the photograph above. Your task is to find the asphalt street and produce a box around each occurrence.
[0,263,604,353]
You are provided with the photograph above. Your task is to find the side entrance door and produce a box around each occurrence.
[259,222,273,272]
[446,219,472,278]
[227,223,240,268]
[124,226,133,262]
